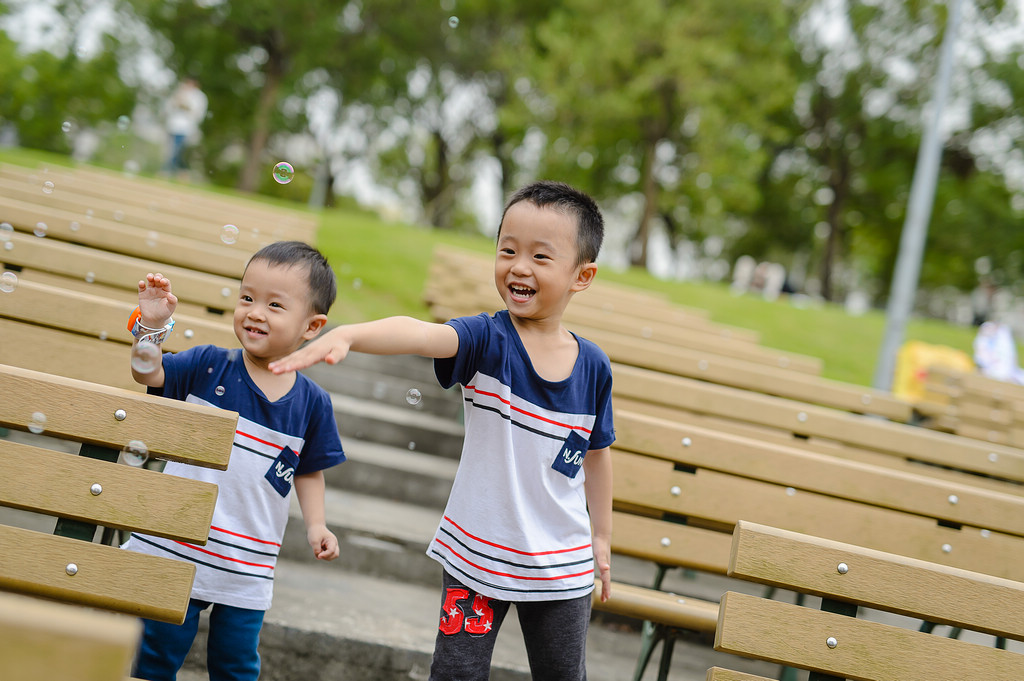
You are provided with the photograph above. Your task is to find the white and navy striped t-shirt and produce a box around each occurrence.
[123,345,345,611]
[431,311,615,602]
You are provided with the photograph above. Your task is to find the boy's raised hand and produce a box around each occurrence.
[269,327,352,374]
[137,273,178,326]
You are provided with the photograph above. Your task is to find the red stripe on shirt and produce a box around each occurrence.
[445,516,591,556]
[173,541,276,569]
[235,429,286,452]
[465,385,593,434]
[211,525,282,547]
[436,539,594,581]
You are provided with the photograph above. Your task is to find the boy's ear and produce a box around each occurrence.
[303,314,329,340]
[571,262,598,293]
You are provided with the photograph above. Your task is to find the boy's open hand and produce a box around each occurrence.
[137,273,178,327]
[593,535,612,601]
[269,328,351,374]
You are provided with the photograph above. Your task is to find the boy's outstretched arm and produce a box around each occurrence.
[583,446,613,601]
[294,471,339,561]
[270,316,459,374]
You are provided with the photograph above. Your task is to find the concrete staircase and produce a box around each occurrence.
[168,352,782,680]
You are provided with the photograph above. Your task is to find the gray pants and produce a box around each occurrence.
[429,570,591,681]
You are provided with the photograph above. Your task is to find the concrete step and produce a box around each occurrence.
[178,559,782,681]
[330,392,465,460]
[324,438,457,510]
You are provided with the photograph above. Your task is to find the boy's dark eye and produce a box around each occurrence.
[269,302,282,309]
[241,295,253,302]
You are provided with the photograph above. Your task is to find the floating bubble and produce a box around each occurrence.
[61,121,72,133]
[33,222,47,237]
[113,210,124,222]
[117,115,131,131]
[405,388,422,405]
[215,385,226,396]
[123,160,140,176]
[42,180,54,194]
[448,15,459,28]
[98,331,108,341]
[69,220,81,232]
[184,329,194,339]
[221,224,239,245]
[272,161,294,184]
[0,271,17,293]
[0,222,12,240]
[121,440,149,467]
[408,442,416,450]
[352,278,362,290]
[131,341,161,374]
[28,412,46,434]
[85,272,95,283]
[3,242,12,251]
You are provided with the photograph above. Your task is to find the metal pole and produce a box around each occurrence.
[872,0,963,391]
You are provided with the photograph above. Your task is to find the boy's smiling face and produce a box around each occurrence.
[233,260,326,366]
[494,201,596,324]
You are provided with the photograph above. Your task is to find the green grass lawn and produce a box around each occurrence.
[1,146,980,387]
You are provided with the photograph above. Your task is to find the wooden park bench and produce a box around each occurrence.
[591,408,1024,679]
[917,365,1024,448]
[0,362,236,679]
[711,520,1024,680]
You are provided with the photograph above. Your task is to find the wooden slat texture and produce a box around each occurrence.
[0,524,194,623]
[0,279,239,351]
[0,440,217,544]
[611,450,1024,582]
[714,592,1024,681]
[614,411,1024,537]
[0,364,235,469]
[705,667,774,681]
[0,230,241,311]
[613,364,1024,483]
[728,521,1024,641]
[611,512,734,574]
[0,591,140,681]
[591,580,719,632]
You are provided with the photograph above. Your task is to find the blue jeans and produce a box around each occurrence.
[166,133,187,172]
[133,598,264,681]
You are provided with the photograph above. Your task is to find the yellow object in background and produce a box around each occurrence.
[893,340,974,403]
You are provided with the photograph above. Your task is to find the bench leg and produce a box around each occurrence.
[633,621,662,681]
[656,630,677,681]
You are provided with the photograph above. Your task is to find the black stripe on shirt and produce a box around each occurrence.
[429,550,594,597]
[129,534,275,581]
[464,397,566,442]
[206,535,281,558]
[233,440,277,461]
[437,526,593,571]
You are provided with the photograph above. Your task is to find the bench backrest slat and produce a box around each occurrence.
[0,590,140,681]
[705,667,773,681]
[0,440,217,544]
[0,363,234,469]
[715,591,1024,681]
[729,521,1024,641]
[0,524,195,623]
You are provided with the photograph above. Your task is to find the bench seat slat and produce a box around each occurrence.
[0,524,194,623]
[591,580,719,632]
[728,521,1024,641]
[705,667,774,681]
[0,591,140,681]
[0,440,217,544]
[0,363,235,469]
[714,592,1024,681]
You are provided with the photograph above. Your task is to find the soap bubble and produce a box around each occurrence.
[215,385,226,396]
[131,341,161,374]
[61,121,72,133]
[408,442,417,450]
[3,242,11,251]
[0,222,11,240]
[405,388,422,405]
[0,271,17,293]
[116,115,131,131]
[85,272,95,283]
[113,210,124,222]
[272,161,294,184]
[184,329,194,339]
[42,180,54,194]
[69,221,81,232]
[33,222,47,237]
[221,224,239,245]
[448,16,459,28]
[121,440,149,467]
[28,412,46,434]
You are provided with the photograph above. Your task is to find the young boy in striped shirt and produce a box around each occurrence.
[271,181,614,681]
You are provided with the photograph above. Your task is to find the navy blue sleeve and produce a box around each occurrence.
[585,341,616,450]
[433,313,490,389]
[294,381,346,475]
[147,345,215,401]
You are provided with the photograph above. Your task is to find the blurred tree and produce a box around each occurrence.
[0,7,137,153]
[519,0,800,267]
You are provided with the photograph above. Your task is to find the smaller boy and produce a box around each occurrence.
[124,241,346,681]
[271,181,614,681]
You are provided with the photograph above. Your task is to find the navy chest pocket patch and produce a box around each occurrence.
[265,445,299,497]
[551,430,590,479]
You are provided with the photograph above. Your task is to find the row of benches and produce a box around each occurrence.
[425,246,1024,679]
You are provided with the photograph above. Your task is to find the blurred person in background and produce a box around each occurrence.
[162,77,208,178]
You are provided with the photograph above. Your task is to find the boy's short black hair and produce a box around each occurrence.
[245,241,336,315]
[500,181,604,266]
